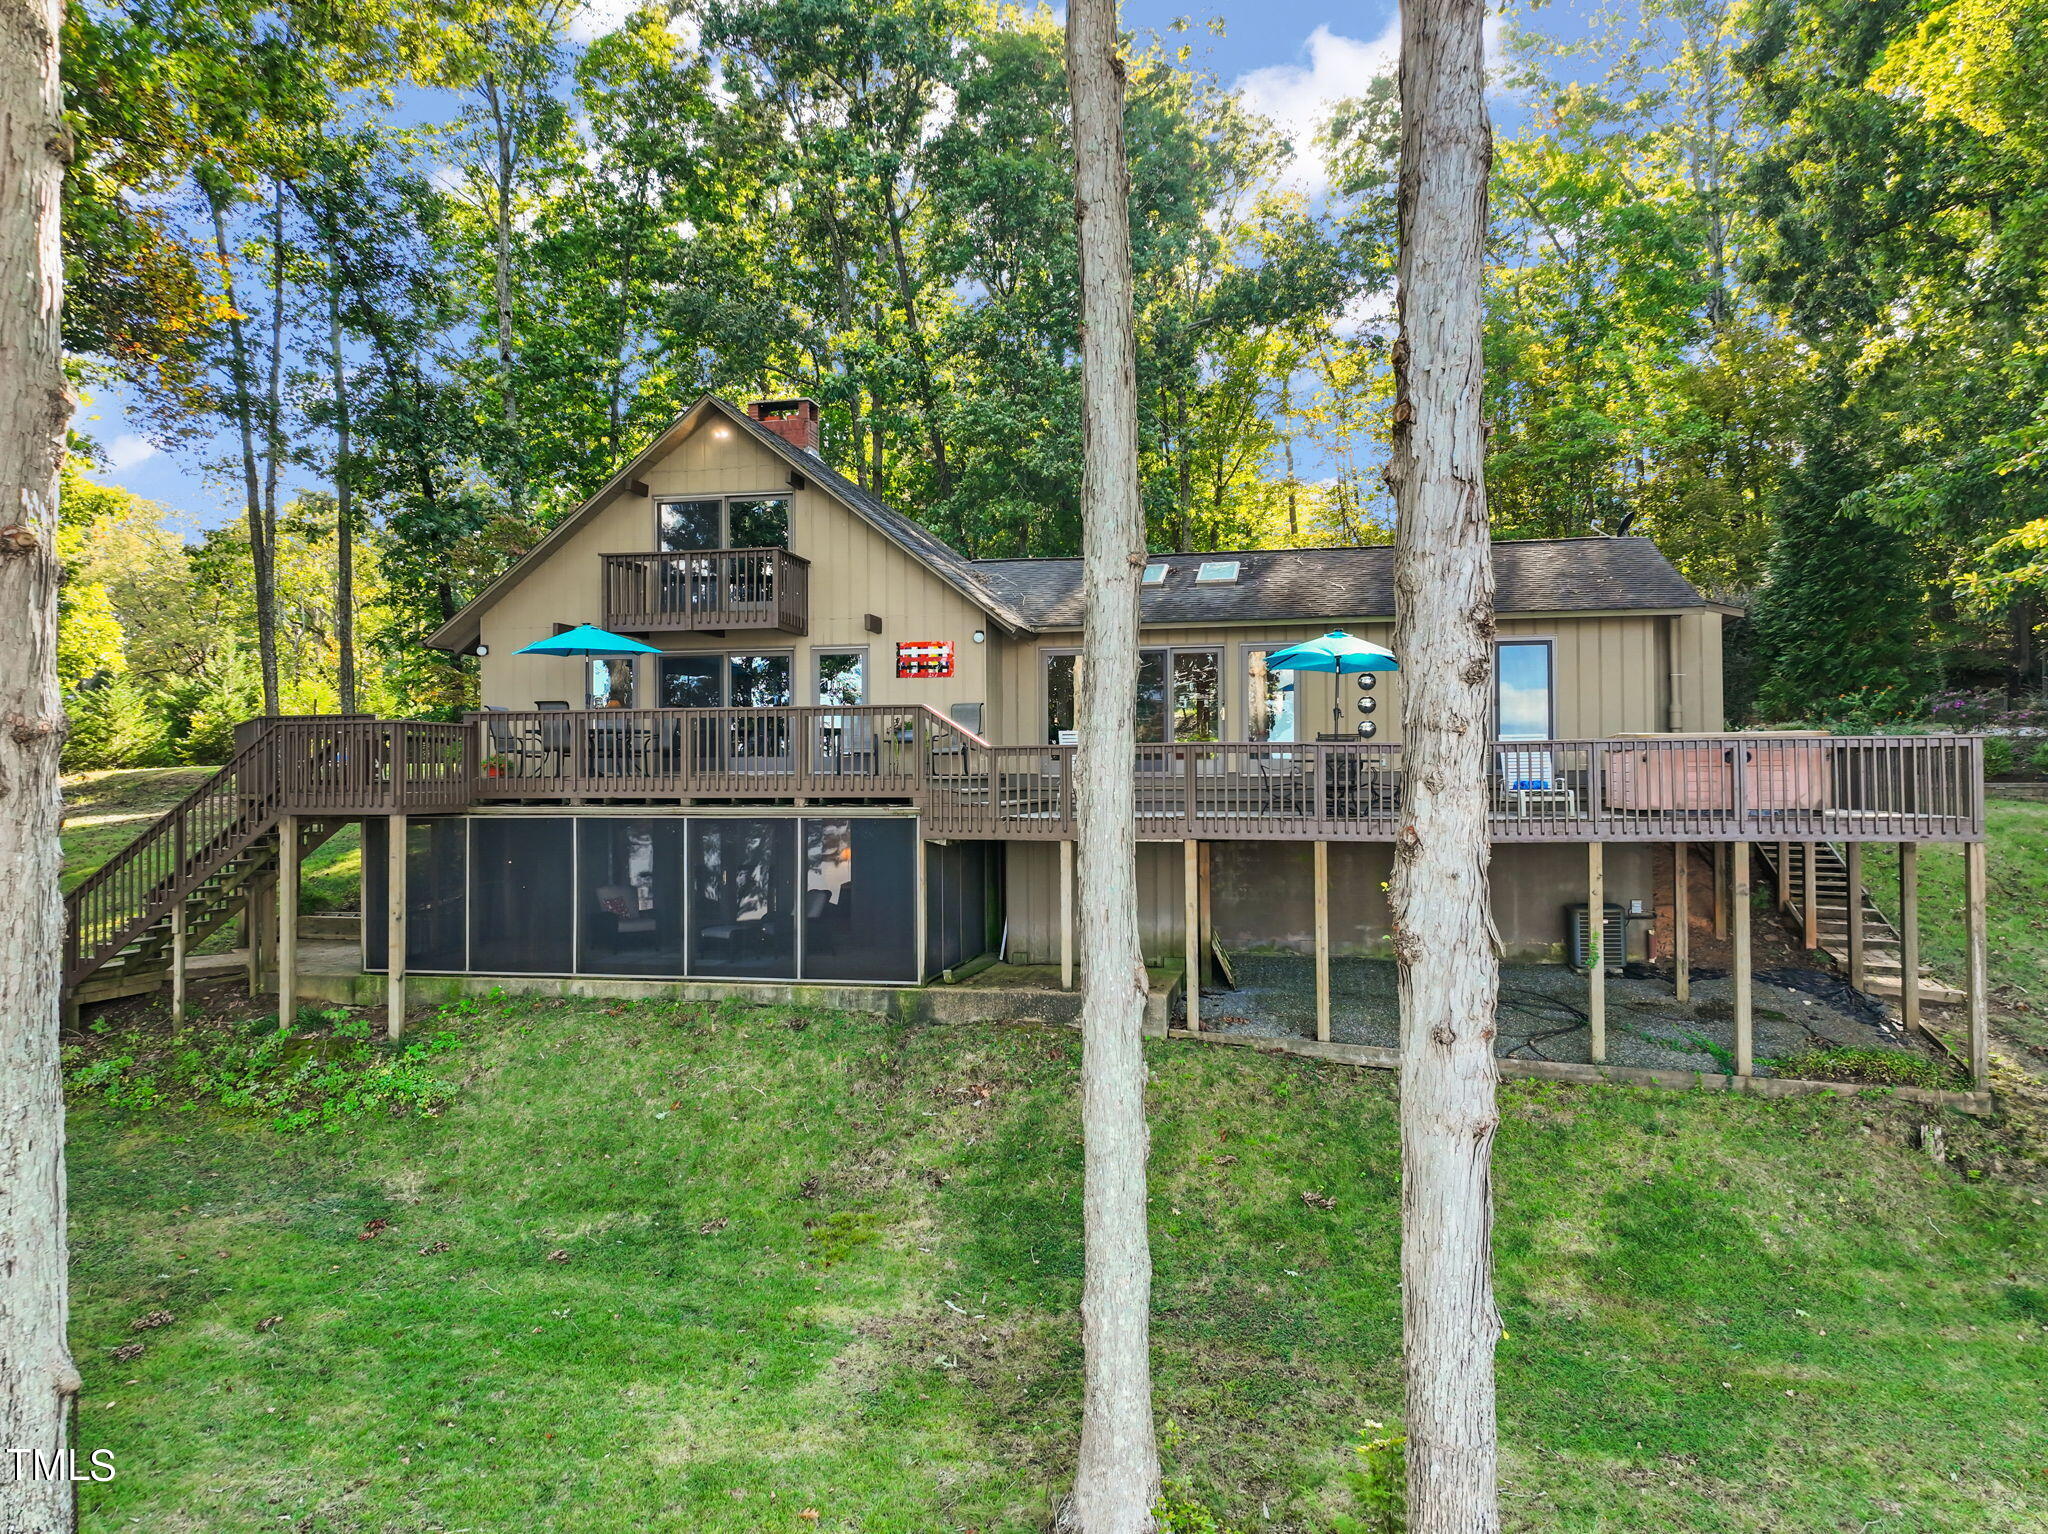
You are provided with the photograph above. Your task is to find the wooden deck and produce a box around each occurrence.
[263,707,1989,845]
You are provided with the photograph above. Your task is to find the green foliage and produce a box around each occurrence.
[164,646,264,765]
[63,675,169,769]
[1984,736,2017,776]
[2029,740,2048,776]
[65,1006,463,1133]
[1330,1424,1408,1533]
[1769,1046,1968,1091]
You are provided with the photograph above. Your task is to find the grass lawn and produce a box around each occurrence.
[66,995,2048,1532]
[62,767,363,912]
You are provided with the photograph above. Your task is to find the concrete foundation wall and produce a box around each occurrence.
[1004,838,1656,965]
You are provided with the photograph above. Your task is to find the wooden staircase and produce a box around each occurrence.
[1756,841,1962,1004]
[65,720,320,1006]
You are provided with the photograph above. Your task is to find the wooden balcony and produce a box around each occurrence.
[600,548,809,634]
[461,710,1986,846]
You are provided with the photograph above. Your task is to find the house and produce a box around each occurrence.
[62,395,1992,1088]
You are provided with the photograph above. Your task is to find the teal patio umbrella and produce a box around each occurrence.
[513,624,662,658]
[1264,630,1399,737]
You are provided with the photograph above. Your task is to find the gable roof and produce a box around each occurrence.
[971,538,1707,629]
[426,395,1708,651]
[425,395,1032,651]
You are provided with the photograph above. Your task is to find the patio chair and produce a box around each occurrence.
[1497,748,1578,817]
[482,704,545,777]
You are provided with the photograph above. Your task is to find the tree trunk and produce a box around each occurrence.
[1388,0,1502,1528]
[0,0,82,1521]
[258,180,287,711]
[211,189,279,716]
[1060,0,1159,1528]
[327,284,356,715]
[482,71,523,520]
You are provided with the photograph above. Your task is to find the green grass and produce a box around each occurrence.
[67,995,2048,1532]
[62,767,362,913]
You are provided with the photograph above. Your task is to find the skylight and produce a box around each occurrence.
[1194,560,1241,585]
[1142,564,1168,586]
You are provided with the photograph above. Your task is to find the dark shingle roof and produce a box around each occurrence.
[724,407,1036,631]
[970,538,1705,629]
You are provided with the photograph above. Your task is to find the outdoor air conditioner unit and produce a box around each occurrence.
[1566,902,1628,973]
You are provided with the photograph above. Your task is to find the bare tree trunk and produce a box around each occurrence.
[0,0,82,1521]
[1388,0,1502,1528]
[258,180,287,711]
[209,189,279,716]
[482,71,523,520]
[1060,0,1159,1528]
[327,284,356,715]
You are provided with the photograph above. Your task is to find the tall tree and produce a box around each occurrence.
[1059,0,1158,1527]
[1388,0,1502,1527]
[0,0,81,1520]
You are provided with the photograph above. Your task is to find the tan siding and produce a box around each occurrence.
[1002,837,1655,963]
[478,422,998,715]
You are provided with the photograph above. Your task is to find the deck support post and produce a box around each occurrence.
[1900,842,1922,1041]
[1732,841,1753,1078]
[1966,839,1989,1091]
[914,835,929,986]
[1803,841,1820,952]
[244,874,270,997]
[1059,838,1074,991]
[1845,841,1866,991]
[1183,839,1200,1033]
[1588,841,1606,1064]
[1672,842,1690,1004]
[1777,841,1792,916]
[1713,842,1729,940]
[170,902,188,1021]
[386,814,407,1041]
[1313,840,1331,1045]
[277,813,299,1024]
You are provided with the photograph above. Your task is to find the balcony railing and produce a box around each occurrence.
[457,711,1985,845]
[600,548,809,634]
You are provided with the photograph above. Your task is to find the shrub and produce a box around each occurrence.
[1331,1424,1408,1533]
[1983,736,2016,777]
[65,1007,464,1132]
[2030,739,2048,776]
[63,675,169,769]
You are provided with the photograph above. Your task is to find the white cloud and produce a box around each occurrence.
[105,433,157,472]
[1235,18,1509,200]
[1235,23,1400,198]
[567,0,644,45]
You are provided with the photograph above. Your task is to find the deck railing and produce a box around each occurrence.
[600,548,810,634]
[458,712,1982,843]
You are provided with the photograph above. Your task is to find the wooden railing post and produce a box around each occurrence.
[389,720,409,811]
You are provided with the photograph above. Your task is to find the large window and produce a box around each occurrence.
[1044,647,1222,743]
[656,652,794,709]
[1496,640,1555,740]
[1245,647,1297,743]
[657,494,791,552]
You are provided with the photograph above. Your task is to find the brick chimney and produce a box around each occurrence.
[745,397,821,455]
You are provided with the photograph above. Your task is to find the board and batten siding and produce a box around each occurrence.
[986,608,1722,747]
[476,422,998,716]
[1003,838,1657,965]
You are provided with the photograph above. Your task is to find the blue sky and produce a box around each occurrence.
[73,0,1476,531]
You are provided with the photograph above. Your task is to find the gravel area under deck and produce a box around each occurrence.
[1200,953,1930,1077]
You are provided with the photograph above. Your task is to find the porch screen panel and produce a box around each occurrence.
[361,817,467,971]
[578,818,686,976]
[469,817,574,973]
[801,819,916,982]
[924,838,994,977]
[688,818,799,979]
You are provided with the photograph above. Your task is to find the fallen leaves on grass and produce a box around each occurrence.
[109,1342,145,1362]
[1301,1190,1338,1211]
[256,1316,282,1332]
[360,1218,391,1240]
[419,1240,450,1255]
[129,1310,174,1332]
[546,1249,571,1263]
[698,1217,729,1234]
